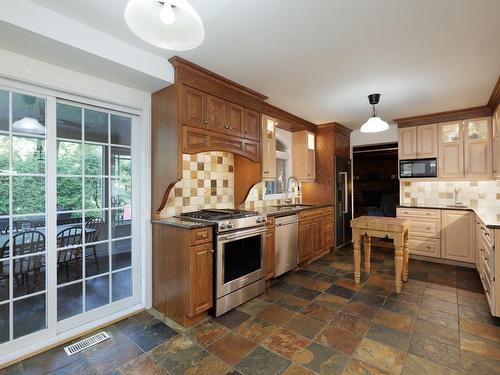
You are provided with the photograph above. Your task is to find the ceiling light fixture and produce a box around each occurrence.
[360,93,389,133]
[124,0,204,51]
[12,117,45,135]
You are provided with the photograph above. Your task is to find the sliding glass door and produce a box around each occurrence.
[0,85,138,349]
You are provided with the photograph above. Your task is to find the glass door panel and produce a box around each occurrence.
[441,123,461,142]
[467,119,489,140]
[0,89,47,344]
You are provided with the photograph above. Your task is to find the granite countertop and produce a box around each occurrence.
[151,217,214,229]
[397,204,500,229]
[257,203,333,217]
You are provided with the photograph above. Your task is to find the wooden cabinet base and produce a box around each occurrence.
[152,223,214,328]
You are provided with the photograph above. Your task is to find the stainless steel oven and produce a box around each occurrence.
[215,226,266,316]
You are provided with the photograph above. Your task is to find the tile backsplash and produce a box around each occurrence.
[401,180,500,208]
[160,152,235,217]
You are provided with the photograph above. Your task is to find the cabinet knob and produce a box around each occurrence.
[203,120,208,124]
[202,234,207,239]
[210,249,214,253]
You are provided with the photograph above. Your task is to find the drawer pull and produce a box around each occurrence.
[426,246,431,250]
[426,227,431,230]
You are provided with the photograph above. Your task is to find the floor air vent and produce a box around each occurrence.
[64,331,110,356]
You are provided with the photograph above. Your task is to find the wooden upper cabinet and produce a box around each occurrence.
[441,210,474,263]
[206,94,225,132]
[493,106,500,179]
[261,115,277,180]
[188,243,213,317]
[181,86,206,128]
[225,102,245,137]
[335,132,350,158]
[438,121,464,179]
[293,130,316,181]
[398,127,417,160]
[465,117,492,179]
[244,109,260,141]
[417,124,438,158]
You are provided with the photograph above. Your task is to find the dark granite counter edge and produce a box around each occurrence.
[261,203,334,217]
[151,219,215,229]
[396,205,500,229]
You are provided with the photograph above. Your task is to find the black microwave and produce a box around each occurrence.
[400,158,437,178]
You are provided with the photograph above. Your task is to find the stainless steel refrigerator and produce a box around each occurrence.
[335,155,352,248]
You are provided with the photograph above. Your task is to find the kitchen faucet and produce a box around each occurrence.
[283,176,300,204]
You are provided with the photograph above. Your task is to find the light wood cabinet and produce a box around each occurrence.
[493,106,500,179]
[441,210,474,263]
[293,130,316,181]
[244,109,260,141]
[188,243,213,317]
[265,217,275,281]
[298,219,313,263]
[417,124,438,158]
[261,115,277,180]
[438,121,465,179]
[397,208,441,258]
[465,117,492,179]
[398,127,417,159]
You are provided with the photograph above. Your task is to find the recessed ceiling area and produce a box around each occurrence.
[25,0,500,128]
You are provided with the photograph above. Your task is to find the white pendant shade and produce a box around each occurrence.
[12,117,45,135]
[360,116,389,133]
[124,0,204,51]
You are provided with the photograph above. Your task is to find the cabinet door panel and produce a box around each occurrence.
[298,221,312,263]
[398,127,417,160]
[265,229,275,280]
[188,243,213,317]
[181,86,206,128]
[261,115,276,179]
[225,103,245,137]
[493,107,500,179]
[417,124,437,158]
[311,218,323,256]
[206,95,225,133]
[439,143,464,179]
[244,109,260,141]
[465,118,492,179]
[441,210,474,263]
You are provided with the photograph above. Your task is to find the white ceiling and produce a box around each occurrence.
[27,0,500,128]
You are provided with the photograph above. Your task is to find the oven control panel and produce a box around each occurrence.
[217,215,267,233]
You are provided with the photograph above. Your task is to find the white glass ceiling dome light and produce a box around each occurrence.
[124,0,204,51]
[360,93,389,133]
[12,117,45,135]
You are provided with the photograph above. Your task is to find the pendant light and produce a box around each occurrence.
[360,93,389,133]
[124,0,204,51]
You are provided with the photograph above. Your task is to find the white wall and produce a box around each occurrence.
[350,124,398,147]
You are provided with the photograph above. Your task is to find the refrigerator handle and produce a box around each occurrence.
[339,171,348,214]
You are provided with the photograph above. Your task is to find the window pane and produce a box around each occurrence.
[85,210,108,243]
[111,147,131,177]
[85,275,109,311]
[0,90,8,132]
[111,115,131,146]
[57,248,82,284]
[85,242,108,277]
[111,178,131,208]
[0,135,8,171]
[12,94,45,136]
[13,255,45,298]
[13,176,45,214]
[12,215,46,234]
[112,269,132,302]
[85,109,107,143]
[56,213,83,249]
[0,303,9,344]
[85,177,108,209]
[57,211,82,227]
[57,141,81,175]
[57,103,82,140]
[0,177,8,215]
[276,159,286,194]
[57,282,82,321]
[13,293,46,339]
[57,177,82,211]
[0,260,9,302]
[85,144,108,176]
[112,238,131,270]
[13,136,45,174]
[111,208,131,238]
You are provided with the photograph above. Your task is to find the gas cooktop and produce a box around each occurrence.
[178,209,266,233]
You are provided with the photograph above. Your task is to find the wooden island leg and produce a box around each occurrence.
[402,231,409,282]
[363,235,371,273]
[393,233,404,293]
[353,228,361,284]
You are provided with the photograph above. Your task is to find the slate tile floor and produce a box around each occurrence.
[3,245,500,374]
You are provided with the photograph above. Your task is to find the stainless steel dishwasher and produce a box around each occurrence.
[274,214,299,277]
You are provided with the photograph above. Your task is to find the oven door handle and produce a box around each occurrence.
[218,228,266,242]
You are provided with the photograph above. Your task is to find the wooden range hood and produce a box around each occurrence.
[151,57,317,218]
